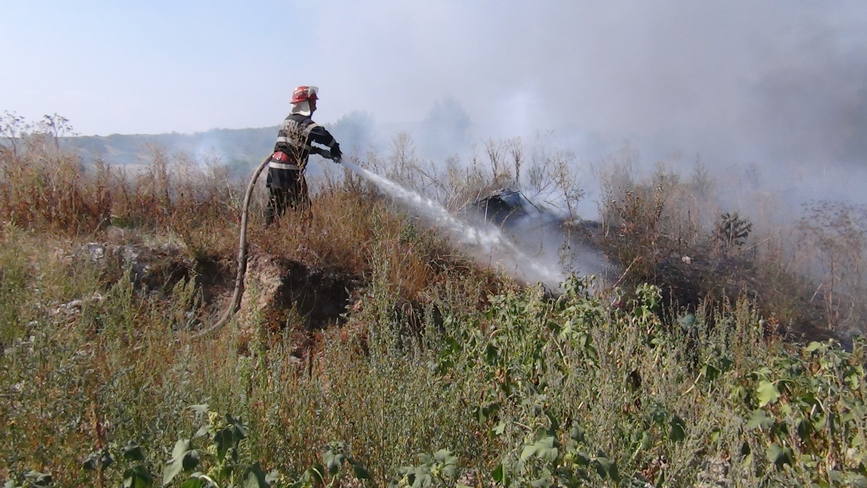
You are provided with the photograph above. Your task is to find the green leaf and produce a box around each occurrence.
[265,470,281,485]
[179,479,206,488]
[183,450,200,471]
[669,415,686,442]
[409,468,433,488]
[650,405,668,425]
[756,380,780,407]
[569,424,585,443]
[845,367,864,390]
[189,404,209,416]
[593,456,619,481]
[193,425,210,439]
[475,402,501,422]
[243,464,270,488]
[520,436,558,463]
[629,431,651,461]
[678,313,696,330]
[417,453,433,465]
[491,464,506,484]
[215,429,238,461]
[812,412,828,431]
[123,442,145,462]
[702,363,720,382]
[485,343,499,365]
[797,419,813,441]
[123,465,154,488]
[24,471,52,487]
[163,439,192,486]
[529,475,553,488]
[82,449,113,471]
[82,451,99,471]
[226,414,249,438]
[324,451,345,475]
[765,444,794,467]
[433,449,454,464]
[302,466,324,485]
[746,409,774,430]
[492,422,507,436]
[520,445,537,463]
[187,474,221,488]
[213,416,247,461]
[843,473,867,488]
[172,439,190,461]
[709,428,721,444]
[351,461,370,480]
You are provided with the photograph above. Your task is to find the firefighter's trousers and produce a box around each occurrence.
[265,168,310,225]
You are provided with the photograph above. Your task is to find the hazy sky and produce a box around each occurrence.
[3,1,866,167]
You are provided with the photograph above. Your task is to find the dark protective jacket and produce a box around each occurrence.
[267,113,341,189]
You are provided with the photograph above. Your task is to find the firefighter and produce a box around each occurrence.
[265,85,342,225]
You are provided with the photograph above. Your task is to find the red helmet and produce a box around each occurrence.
[291,85,319,104]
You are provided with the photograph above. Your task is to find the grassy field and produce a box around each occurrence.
[1,132,866,487]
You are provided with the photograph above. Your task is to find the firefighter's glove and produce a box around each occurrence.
[330,145,342,164]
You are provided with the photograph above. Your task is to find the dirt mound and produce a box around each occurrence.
[76,240,360,340]
[236,251,359,332]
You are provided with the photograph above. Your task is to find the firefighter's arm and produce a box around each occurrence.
[308,126,342,162]
[309,146,332,159]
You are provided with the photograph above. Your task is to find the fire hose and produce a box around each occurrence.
[193,149,339,339]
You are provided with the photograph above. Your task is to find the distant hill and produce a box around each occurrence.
[63,109,462,170]
[67,126,279,167]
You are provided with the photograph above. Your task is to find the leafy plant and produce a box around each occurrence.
[390,449,459,488]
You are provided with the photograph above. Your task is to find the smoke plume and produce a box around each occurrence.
[314,2,867,180]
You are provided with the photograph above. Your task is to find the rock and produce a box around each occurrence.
[77,242,192,291]
[52,299,83,317]
[83,243,106,261]
[50,293,106,320]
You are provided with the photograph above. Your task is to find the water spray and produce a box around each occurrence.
[340,160,566,287]
[195,157,565,338]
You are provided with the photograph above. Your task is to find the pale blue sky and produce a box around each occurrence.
[1,0,322,134]
[2,0,866,171]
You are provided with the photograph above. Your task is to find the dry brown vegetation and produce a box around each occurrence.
[596,157,867,341]
[0,129,512,345]
[3,126,863,339]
